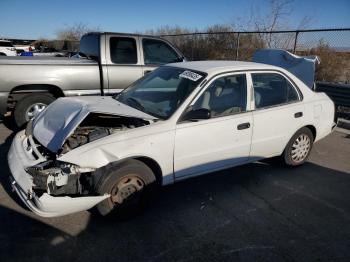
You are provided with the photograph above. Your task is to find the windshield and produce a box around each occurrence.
[115,66,205,119]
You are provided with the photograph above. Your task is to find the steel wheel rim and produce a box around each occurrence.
[25,103,47,121]
[291,134,311,163]
[111,176,145,204]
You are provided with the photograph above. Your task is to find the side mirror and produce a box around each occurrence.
[181,108,211,122]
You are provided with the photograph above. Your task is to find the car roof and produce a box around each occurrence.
[169,60,283,75]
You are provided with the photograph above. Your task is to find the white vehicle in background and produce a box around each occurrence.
[0,40,16,56]
[8,60,335,218]
[14,44,35,53]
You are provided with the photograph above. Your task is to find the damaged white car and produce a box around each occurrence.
[8,59,335,217]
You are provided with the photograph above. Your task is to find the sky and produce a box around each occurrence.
[0,0,349,39]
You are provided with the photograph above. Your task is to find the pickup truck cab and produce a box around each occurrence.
[0,32,184,126]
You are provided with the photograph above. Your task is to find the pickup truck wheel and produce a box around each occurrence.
[282,127,314,166]
[13,94,55,127]
[96,159,156,217]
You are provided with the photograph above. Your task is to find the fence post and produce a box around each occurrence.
[191,35,195,61]
[236,32,240,60]
[293,31,299,53]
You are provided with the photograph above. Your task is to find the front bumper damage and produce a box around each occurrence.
[8,130,109,217]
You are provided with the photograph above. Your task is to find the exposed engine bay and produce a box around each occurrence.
[27,113,151,197]
[61,113,150,154]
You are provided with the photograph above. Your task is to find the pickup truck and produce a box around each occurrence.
[0,32,185,126]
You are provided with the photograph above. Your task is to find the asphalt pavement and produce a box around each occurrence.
[0,118,349,262]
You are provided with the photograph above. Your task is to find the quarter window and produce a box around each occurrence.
[192,74,247,118]
[110,37,137,64]
[252,73,299,109]
[143,39,180,65]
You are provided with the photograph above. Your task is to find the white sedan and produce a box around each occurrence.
[8,61,335,217]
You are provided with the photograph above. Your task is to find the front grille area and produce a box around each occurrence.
[25,138,39,160]
[31,136,55,159]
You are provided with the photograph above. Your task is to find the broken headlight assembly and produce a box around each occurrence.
[26,161,96,197]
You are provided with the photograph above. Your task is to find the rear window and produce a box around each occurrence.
[0,41,13,47]
[110,37,137,64]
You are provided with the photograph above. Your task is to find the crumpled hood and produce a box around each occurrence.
[32,96,156,153]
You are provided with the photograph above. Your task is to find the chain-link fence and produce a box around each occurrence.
[162,28,350,83]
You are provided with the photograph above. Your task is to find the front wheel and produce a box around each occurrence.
[282,127,314,166]
[96,159,157,217]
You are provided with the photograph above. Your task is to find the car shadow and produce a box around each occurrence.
[1,131,350,262]
[0,114,21,132]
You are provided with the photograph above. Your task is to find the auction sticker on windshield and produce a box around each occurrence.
[179,70,202,81]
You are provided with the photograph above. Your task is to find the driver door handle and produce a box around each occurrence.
[237,122,250,130]
[294,112,303,118]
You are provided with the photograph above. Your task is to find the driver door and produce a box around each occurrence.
[174,73,253,179]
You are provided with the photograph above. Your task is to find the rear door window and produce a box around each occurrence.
[252,73,300,109]
[110,37,137,64]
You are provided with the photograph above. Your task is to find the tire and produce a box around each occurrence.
[13,93,55,128]
[282,127,314,166]
[96,159,157,217]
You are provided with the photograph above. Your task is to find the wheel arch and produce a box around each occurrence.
[94,156,164,188]
[134,156,163,186]
[10,84,65,98]
[304,124,317,141]
[8,84,64,110]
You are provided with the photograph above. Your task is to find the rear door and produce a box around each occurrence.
[105,35,143,94]
[249,71,305,158]
[140,37,183,76]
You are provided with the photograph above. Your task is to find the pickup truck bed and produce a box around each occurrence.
[0,56,100,117]
[0,56,97,65]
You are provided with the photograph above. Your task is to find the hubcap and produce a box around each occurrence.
[111,176,144,204]
[291,134,311,163]
[25,103,47,121]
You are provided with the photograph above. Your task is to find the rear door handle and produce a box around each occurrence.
[294,112,303,118]
[237,122,250,130]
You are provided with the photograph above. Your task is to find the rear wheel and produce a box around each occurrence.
[282,127,314,166]
[96,159,157,217]
[13,93,55,128]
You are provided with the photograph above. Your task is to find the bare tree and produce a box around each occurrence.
[235,0,312,49]
[56,22,99,41]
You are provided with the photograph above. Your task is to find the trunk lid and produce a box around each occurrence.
[253,49,319,89]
